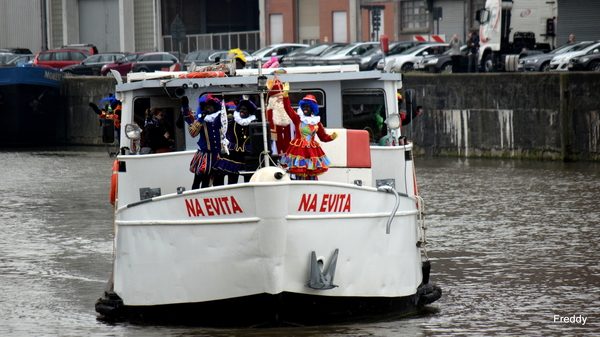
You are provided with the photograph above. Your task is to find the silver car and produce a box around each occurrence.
[247,43,308,68]
[312,42,379,66]
[378,43,449,72]
[550,41,600,71]
[518,42,593,72]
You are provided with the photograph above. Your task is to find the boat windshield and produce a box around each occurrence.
[341,89,388,143]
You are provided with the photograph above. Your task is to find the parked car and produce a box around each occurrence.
[32,49,91,69]
[102,52,180,76]
[206,50,252,66]
[312,42,379,66]
[414,45,468,73]
[279,43,346,67]
[0,47,33,54]
[60,53,127,75]
[167,51,186,64]
[568,51,600,71]
[131,52,183,73]
[518,42,593,72]
[57,44,98,55]
[359,41,431,71]
[183,49,224,69]
[101,52,148,76]
[378,43,449,72]
[1,54,35,67]
[550,41,600,71]
[131,52,181,73]
[247,43,308,68]
[0,53,16,64]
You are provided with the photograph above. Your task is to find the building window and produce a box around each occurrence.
[270,14,283,44]
[471,0,485,29]
[333,11,348,43]
[401,1,429,30]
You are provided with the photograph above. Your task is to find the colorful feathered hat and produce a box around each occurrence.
[198,93,222,111]
[229,48,246,66]
[225,101,237,111]
[99,93,120,112]
[299,95,319,115]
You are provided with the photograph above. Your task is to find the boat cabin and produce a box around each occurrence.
[107,66,417,208]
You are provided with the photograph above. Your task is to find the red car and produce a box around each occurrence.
[33,49,90,69]
[101,52,148,76]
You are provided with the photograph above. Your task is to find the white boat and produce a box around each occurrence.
[95,65,441,326]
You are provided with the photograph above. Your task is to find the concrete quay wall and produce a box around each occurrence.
[59,77,117,146]
[402,72,600,161]
[61,73,600,161]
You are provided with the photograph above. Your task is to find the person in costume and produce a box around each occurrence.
[181,94,226,189]
[88,94,122,139]
[279,94,338,180]
[398,92,422,127]
[214,98,258,184]
[229,48,247,69]
[266,77,293,157]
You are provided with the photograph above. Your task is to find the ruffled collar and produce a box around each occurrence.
[296,108,320,125]
[234,111,256,126]
[200,111,220,123]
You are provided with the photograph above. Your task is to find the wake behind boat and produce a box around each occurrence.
[94,64,441,326]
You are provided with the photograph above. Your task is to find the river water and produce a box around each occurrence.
[0,148,598,336]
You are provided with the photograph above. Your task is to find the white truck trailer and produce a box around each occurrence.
[476,0,557,72]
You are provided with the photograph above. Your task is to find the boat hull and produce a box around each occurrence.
[97,180,443,325]
[113,182,422,302]
[96,286,441,327]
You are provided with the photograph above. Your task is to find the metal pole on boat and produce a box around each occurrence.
[257,62,271,167]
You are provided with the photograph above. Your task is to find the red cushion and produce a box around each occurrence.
[346,130,371,168]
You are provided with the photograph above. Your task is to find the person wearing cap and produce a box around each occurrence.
[279,94,338,180]
[181,94,226,189]
[228,48,247,69]
[214,98,258,184]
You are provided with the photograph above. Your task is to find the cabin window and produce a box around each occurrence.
[342,89,387,144]
[132,97,179,151]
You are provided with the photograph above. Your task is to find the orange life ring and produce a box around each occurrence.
[109,160,118,205]
[179,71,226,79]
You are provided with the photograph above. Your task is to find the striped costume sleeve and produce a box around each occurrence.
[188,121,202,137]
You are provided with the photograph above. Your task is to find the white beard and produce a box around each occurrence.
[267,96,291,126]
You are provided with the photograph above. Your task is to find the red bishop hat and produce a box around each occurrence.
[268,77,284,97]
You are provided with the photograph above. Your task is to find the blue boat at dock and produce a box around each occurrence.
[0,67,63,146]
